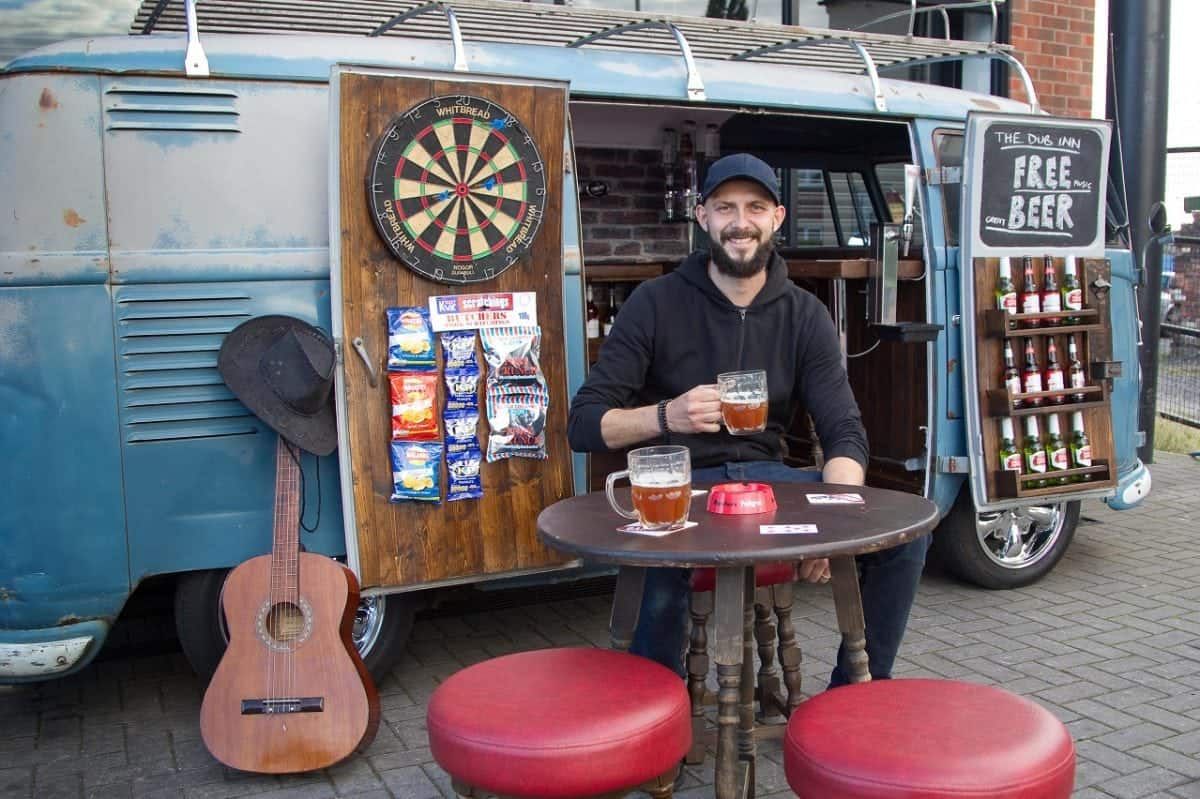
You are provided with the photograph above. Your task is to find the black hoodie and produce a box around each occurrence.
[568,250,868,470]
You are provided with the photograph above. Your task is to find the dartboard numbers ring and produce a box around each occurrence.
[367,95,547,284]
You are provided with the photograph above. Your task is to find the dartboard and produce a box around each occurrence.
[367,95,547,284]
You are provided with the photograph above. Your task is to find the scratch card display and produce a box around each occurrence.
[486,383,549,462]
[390,372,439,440]
[387,307,436,371]
[389,441,442,503]
[446,441,483,501]
[481,326,543,384]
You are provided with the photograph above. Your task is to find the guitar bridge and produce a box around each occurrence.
[241,697,324,715]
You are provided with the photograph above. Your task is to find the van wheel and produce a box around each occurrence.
[174,568,418,683]
[932,490,1079,589]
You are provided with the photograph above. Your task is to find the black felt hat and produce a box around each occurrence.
[217,315,338,456]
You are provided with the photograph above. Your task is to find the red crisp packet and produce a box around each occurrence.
[390,372,439,440]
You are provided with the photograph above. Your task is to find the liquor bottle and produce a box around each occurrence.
[601,285,621,337]
[995,257,1017,326]
[703,123,721,161]
[1003,340,1023,408]
[1023,415,1048,488]
[1041,255,1061,326]
[585,284,600,340]
[1043,338,1065,403]
[1020,256,1041,327]
[1061,255,1083,325]
[1069,411,1093,481]
[1045,414,1070,484]
[1021,338,1043,406]
[1067,335,1087,402]
[998,417,1022,474]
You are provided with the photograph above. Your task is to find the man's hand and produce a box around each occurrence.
[666,384,722,434]
[797,558,830,584]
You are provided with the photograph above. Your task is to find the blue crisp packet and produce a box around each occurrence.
[444,367,480,410]
[440,331,478,371]
[387,307,436,371]
[446,441,483,502]
[389,441,442,503]
[444,408,479,444]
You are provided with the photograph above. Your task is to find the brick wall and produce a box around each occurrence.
[1007,0,1096,118]
[575,147,690,262]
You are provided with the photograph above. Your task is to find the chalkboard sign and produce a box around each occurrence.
[963,112,1112,257]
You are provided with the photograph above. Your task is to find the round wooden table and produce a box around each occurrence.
[537,481,939,799]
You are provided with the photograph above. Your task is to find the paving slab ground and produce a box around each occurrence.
[2,452,1198,798]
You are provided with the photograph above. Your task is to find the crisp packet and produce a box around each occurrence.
[444,408,479,444]
[387,307,436,371]
[390,372,439,440]
[486,383,549,461]
[389,441,442,503]
[444,367,480,410]
[481,325,542,383]
[440,331,478,371]
[446,441,483,502]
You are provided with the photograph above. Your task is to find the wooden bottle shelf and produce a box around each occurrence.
[982,308,1101,338]
[994,459,1115,499]
[984,386,1106,417]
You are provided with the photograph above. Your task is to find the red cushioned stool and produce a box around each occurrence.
[784,678,1075,799]
[427,647,691,798]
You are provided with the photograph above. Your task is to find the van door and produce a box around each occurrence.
[958,112,1119,512]
[329,67,575,593]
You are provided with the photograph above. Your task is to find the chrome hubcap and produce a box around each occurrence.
[975,503,1065,569]
[353,595,386,656]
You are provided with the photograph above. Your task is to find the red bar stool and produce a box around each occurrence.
[686,562,801,762]
[783,678,1075,798]
[427,647,692,798]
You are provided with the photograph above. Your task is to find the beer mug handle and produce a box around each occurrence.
[605,470,639,520]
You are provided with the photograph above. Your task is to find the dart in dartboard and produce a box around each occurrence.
[367,95,547,284]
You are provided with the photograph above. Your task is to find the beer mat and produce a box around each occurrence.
[760,524,819,535]
[617,520,698,537]
[806,493,864,504]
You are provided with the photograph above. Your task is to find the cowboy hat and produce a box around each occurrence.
[218,315,338,456]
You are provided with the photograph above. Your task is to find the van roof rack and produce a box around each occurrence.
[132,0,1036,112]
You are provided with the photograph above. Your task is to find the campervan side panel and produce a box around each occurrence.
[0,74,129,628]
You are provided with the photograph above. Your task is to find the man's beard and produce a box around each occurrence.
[710,228,775,278]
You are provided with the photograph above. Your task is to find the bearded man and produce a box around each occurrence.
[567,153,930,688]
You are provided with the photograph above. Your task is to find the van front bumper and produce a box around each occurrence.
[1106,459,1152,510]
[0,620,109,683]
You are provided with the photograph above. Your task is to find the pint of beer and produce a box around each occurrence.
[606,445,691,530]
[717,370,768,435]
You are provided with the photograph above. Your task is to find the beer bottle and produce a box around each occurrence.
[1061,255,1083,325]
[1041,255,1061,326]
[1003,340,1023,408]
[1023,415,1048,488]
[1067,335,1087,402]
[1020,256,1041,327]
[1045,414,1070,485]
[1043,338,1065,403]
[585,284,600,340]
[996,257,1017,327]
[1021,338,1043,406]
[1069,411,1093,481]
[999,417,1022,474]
[602,285,622,337]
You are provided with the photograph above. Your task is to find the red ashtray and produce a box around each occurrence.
[706,482,777,515]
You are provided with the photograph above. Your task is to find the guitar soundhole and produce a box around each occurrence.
[256,597,313,651]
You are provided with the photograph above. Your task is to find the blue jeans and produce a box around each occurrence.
[628,460,931,689]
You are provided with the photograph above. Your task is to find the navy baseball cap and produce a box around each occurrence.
[700,153,781,204]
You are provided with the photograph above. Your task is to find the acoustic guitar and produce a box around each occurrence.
[201,435,379,773]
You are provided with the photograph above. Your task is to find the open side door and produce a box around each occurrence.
[959,112,1120,512]
[329,66,574,592]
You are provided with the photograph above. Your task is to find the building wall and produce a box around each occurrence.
[1007,0,1098,118]
[576,147,690,263]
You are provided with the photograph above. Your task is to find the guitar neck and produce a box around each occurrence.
[271,435,302,594]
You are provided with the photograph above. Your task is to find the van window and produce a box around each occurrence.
[830,171,876,246]
[786,169,877,248]
[933,130,964,246]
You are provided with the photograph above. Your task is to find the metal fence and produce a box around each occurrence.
[1158,323,1200,428]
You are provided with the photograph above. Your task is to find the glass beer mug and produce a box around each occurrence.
[605,445,692,530]
[717,370,768,435]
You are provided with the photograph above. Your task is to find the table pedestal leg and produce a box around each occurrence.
[829,555,871,683]
[739,568,757,779]
[609,566,646,652]
[713,566,752,799]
